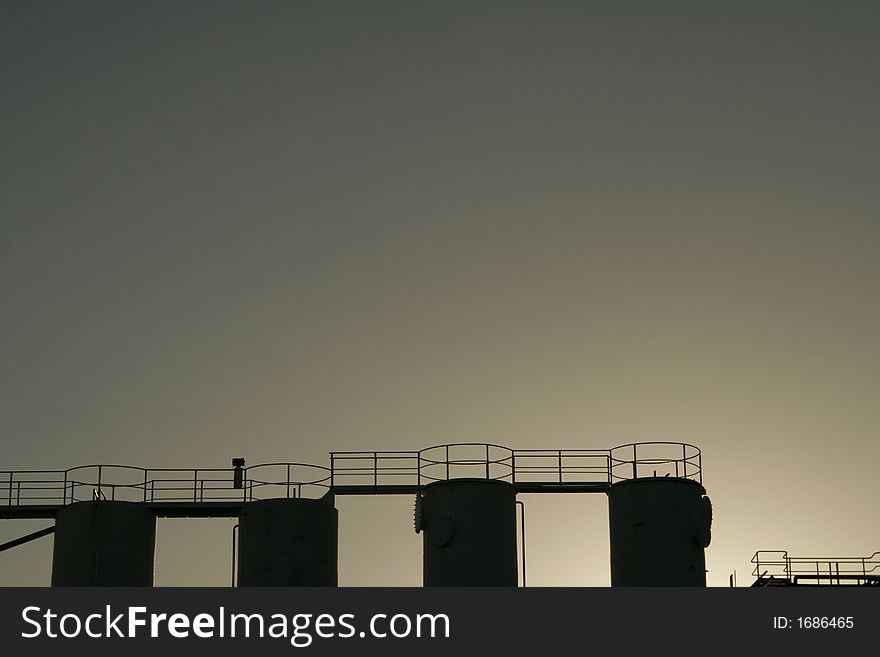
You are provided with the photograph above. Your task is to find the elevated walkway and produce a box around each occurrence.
[1,442,702,519]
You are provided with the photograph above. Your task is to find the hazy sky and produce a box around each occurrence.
[2,1,878,587]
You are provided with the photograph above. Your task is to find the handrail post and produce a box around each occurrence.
[485,444,490,479]
[193,469,198,503]
[557,450,562,483]
[511,451,516,485]
[632,444,637,480]
[7,472,12,506]
[287,464,291,499]
[330,454,335,489]
[445,445,450,481]
[143,470,148,503]
[97,465,103,500]
[373,453,378,489]
[682,443,687,479]
[62,471,68,505]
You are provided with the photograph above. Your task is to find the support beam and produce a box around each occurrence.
[0,526,55,553]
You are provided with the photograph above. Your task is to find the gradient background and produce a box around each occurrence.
[2,1,878,587]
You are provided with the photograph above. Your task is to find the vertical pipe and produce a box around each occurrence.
[231,523,239,587]
[516,500,527,587]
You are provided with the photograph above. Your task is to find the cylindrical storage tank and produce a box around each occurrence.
[608,478,712,586]
[418,479,517,586]
[237,497,337,586]
[51,501,156,586]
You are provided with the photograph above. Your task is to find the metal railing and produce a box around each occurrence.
[1,442,702,509]
[752,550,880,585]
[329,441,702,490]
[0,463,330,508]
[609,442,701,481]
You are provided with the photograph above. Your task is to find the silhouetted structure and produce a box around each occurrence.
[52,501,155,586]
[1,442,710,586]
[417,479,517,586]
[237,495,338,586]
[608,478,711,586]
[751,550,880,586]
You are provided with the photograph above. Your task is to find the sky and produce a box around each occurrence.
[1,1,878,587]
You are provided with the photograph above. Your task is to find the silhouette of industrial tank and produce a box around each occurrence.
[1,442,715,586]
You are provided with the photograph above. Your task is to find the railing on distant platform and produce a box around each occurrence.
[752,550,880,586]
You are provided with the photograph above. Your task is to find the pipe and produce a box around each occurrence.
[231,523,239,587]
[515,500,526,587]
